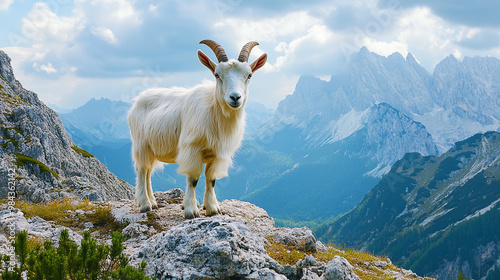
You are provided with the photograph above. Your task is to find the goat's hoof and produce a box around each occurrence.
[205,205,222,217]
[151,202,159,209]
[184,210,200,219]
[139,204,152,213]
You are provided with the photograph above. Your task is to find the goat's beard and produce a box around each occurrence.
[217,96,232,118]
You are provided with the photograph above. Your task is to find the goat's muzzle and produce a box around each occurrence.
[227,92,243,109]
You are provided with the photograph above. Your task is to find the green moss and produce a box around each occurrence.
[13,152,59,180]
[2,136,19,148]
[4,126,23,135]
[71,145,95,158]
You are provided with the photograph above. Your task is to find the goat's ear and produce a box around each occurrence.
[249,53,267,73]
[198,50,217,74]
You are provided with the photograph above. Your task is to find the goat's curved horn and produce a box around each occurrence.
[238,41,259,63]
[199,40,228,63]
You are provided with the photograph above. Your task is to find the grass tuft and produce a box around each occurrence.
[71,145,95,158]
[13,152,59,179]
[16,198,125,233]
[264,237,429,280]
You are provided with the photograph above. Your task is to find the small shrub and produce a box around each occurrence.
[71,146,95,158]
[142,212,165,232]
[85,205,125,232]
[0,229,154,280]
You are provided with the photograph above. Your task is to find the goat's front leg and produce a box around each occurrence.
[204,162,222,216]
[182,176,200,219]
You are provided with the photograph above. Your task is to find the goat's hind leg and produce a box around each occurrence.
[136,166,152,213]
[145,168,158,209]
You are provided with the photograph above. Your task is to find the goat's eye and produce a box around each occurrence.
[214,73,219,79]
[247,74,252,79]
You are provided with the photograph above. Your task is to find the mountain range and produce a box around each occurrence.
[227,48,499,225]
[57,48,500,227]
[317,131,500,280]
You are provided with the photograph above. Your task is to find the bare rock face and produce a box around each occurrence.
[0,50,134,202]
[130,216,283,279]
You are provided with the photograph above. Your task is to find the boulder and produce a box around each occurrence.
[130,216,285,279]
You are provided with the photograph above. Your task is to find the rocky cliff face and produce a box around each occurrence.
[318,131,500,280]
[0,50,133,202]
[0,189,432,280]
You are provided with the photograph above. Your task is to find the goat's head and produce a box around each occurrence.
[198,40,267,112]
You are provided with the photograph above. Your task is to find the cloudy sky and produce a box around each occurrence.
[1,0,500,110]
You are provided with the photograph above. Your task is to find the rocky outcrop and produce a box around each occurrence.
[131,216,283,279]
[0,189,431,280]
[0,50,133,202]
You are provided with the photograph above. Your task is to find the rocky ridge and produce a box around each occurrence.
[318,131,500,279]
[0,189,431,280]
[0,50,133,202]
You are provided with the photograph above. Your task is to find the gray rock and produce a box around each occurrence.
[122,222,150,239]
[301,269,321,280]
[0,208,29,235]
[297,255,320,268]
[247,268,288,280]
[153,188,184,207]
[270,227,318,252]
[130,216,285,279]
[110,201,147,223]
[373,260,389,268]
[84,222,94,229]
[221,199,276,237]
[321,256,360,280]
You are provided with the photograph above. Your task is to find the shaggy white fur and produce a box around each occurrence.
[128,41,267,218]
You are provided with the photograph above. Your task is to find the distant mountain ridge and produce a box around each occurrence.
[268,48,500,153]
[231,48,500,224]
[317,131,500,280]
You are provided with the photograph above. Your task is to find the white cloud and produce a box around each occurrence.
[362,38,408,57]
[0,0,13,11]
[75,0,142,28]
[22,2,84,43]
[214,11,340,74]
[91,26,118,44]
[33,62,57,74]
[148,4,158,14]
[271,24,337,72]
[215,11,322,44]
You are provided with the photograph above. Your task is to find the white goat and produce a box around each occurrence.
[128,40,267,218]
